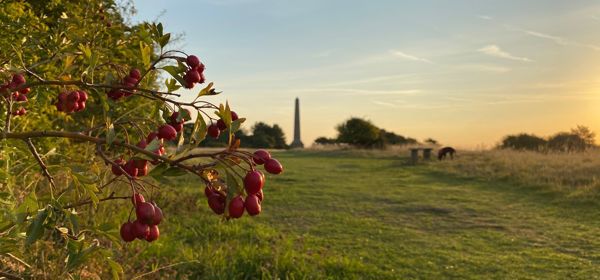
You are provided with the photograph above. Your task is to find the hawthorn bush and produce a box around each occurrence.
[0,1,283,278]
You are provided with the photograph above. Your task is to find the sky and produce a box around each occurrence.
[131,0,600,149]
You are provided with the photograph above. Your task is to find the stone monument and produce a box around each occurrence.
[290,97,304,148]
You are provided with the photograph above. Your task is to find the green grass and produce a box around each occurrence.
[123,150,600,279]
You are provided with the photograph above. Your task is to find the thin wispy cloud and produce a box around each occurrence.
[458,64,511,73]
[512,27,600,51]
[389,50,433,64]
[477,15,493,20]
[478,45,532,62]
[372,100,398,108]
[291,88,422,96]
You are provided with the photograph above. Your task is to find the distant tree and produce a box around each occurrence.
[424,138,439,145]
[314,137,337,145]
[547,132,586,152]
[571,125,595,147]
[379,130,418,146]
[251,122,288,149]
[336,117,381,148]
[500,133,547,151]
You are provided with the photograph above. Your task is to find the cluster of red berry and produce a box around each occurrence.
[204,149,283,218]
[207,111,239,139]
[120,193,163,242]
[55,90,89,113]
[107,68,141,100]
[1,74,30,116]
[168,110,190,132]
[183,55,206,89]
[111,130,174,178]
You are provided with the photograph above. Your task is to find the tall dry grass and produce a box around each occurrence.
[435,149,600,199]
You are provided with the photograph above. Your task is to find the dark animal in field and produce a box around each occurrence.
[438,147,455,160]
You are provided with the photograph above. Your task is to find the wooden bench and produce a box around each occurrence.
[409,148,433,164]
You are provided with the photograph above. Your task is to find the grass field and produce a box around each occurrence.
[118,150,600,279]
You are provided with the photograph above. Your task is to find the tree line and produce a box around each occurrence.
[314,117,422,148]
[499,125,595,152]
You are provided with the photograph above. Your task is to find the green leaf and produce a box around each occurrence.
[15,192,38,224]
[158,33,170,48]
[26,208,48,246]
[231,118,246,133]
[107,258,123,280]
[191,114,207,144]
[139,42,152,67]
[161,66,187,88]
[197,82,214,98]
[106,122,116,145]
[157,22,164,36]
[78,43,91,60]
[164,78,181,93]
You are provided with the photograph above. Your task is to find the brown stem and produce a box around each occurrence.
[0,131,210,183]
[0,271,23,280]
[24,138,57,194]
[62,192,130,209]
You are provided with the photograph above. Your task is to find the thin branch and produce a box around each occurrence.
[0,270,24,280]
[62,192,130,209]
[0,131,211,183]
[24,138,57,194]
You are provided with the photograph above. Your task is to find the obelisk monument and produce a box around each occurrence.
[290,97,304,148]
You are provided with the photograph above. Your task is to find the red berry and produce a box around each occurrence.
[136,202,156,225]
[120,222,136,242]
[245,194,261,216]
[19,87,30,95]
[172,122,183,132]
[124,160,138,177]
[12,74,25,85]
[76,101,86,111]
[186,70,201,84]
[16,94,27,102]
[58,92,68,102]
[146,225,160,242]
[186,55,201,68]
[207,124,220,139]
[134,159,148,170]
[256,189,264,202]
[207,194,225,214]
[244,170,264,195]
[216,119,226,131]
[252,149,271,165]
[129,68,141,80]
[158,124,177,140]
[78,90,88,102]
[132,193,145,206]
[264,159,283,175]
[195,63,205,74]
[231,111,239,121]
[137,164,149,177]
[111,159,125,176]
[55,102,64,112]
[124,76,138,86]
[151,203,163,225]
[71,102,80,112]
[228,196,245,218]
[18,108,26,116]
[132,220,149,239]
[204,186,217,198]
[107,89,124,100]
[67,91,80,102]
[146,132,159,143]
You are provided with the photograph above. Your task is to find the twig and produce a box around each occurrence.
[0,271,24,280]
[24,138,57,194]
[62,192,130,209]
[131,261,200,280]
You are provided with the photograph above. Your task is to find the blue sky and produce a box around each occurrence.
[132,0,600,148]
